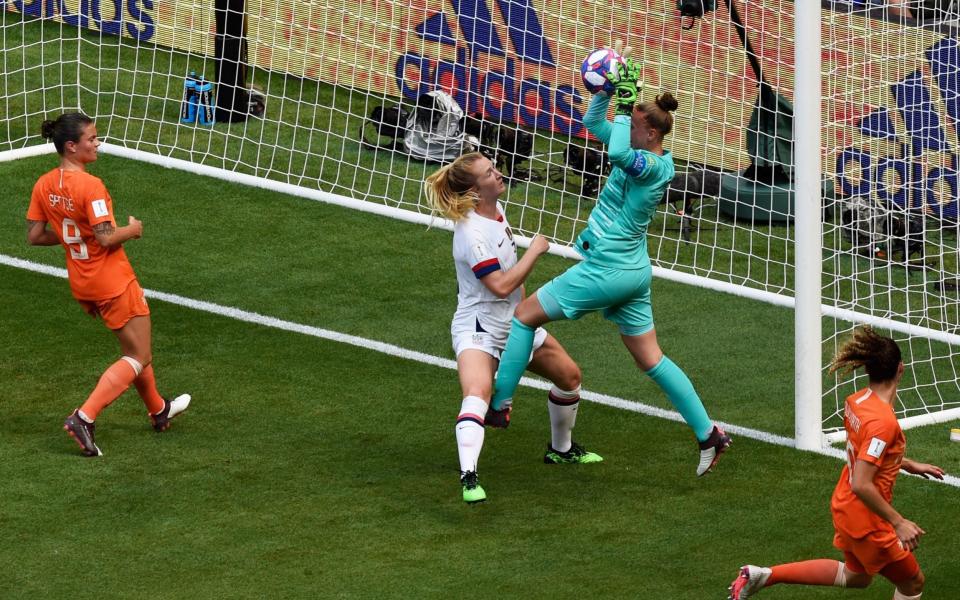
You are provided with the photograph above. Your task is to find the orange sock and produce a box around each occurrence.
[134,364,165,415]
[79,357,141,421]
[768,559,845,587]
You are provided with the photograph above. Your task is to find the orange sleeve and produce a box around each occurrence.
[855,417,897,466]
[27,179,47,221]
[83,177,115,227]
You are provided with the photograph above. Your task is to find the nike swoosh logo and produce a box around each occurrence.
[498,239,505,247]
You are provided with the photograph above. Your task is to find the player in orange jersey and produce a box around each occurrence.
[26,113,190,457]
[728,327,945,600]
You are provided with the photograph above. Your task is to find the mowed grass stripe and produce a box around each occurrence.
[4,252,958,492]
[2,266,959,599]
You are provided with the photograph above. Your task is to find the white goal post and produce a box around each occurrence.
[794,1,824,450]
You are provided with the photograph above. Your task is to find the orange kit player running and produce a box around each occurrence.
[728,327,945,600]
[26,113,190,457]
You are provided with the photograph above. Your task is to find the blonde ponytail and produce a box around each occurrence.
[424,152,485,221]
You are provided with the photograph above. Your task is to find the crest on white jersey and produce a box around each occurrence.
[91,199,108,218]
[866,437,887,459]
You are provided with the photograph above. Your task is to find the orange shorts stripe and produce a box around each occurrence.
[78,279,150,330]
[833,526,918,578]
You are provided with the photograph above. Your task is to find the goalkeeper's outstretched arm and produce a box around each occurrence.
[582,93,613,145]
[607,112,639,172]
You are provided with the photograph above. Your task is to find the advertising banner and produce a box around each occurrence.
[5,0,214,56]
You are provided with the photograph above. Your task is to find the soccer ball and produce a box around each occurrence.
[580,48,625,95]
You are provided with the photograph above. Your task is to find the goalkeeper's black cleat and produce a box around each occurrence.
[697,425,732,476]
[485,405,511,429]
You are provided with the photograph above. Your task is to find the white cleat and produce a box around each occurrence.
[728,565,771,600]
[151,393,191,432]
[697,425,731,476]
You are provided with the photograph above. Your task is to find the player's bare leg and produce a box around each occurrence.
[729,561,871,599]
[528,334,601,464]
[115,315,190,432]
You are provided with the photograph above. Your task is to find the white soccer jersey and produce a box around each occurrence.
[451,202,520,341]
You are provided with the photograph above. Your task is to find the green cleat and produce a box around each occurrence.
[460,471,487,504]
[543,442,604,464]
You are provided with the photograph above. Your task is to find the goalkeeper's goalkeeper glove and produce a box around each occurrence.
[607,58,642,116]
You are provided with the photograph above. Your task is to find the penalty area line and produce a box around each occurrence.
[2,253,957,489]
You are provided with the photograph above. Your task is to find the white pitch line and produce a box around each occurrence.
[2,253,958,489]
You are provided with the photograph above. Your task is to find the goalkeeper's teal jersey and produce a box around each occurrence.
[574,94,674,270]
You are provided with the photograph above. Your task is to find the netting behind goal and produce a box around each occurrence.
[821,3,960,440]
[2,0,959,444]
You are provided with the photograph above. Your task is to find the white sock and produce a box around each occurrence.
[834,562,847,588]
[455,396,488,474]
[548,385,580,453]
[893,590,922,600]
[120,355,143,377]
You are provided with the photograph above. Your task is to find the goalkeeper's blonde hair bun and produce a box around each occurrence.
[654,92,679,113]
[637,92,679,138]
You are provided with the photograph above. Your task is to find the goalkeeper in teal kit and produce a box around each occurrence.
[491,43,731,476]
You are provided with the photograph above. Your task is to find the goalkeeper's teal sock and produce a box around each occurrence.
[491,318,536,411]
[646,356,713,442]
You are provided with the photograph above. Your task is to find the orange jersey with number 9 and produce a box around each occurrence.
[831,388,906,538]
[27,168,135,301]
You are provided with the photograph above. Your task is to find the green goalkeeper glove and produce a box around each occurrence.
[607,58,642,116]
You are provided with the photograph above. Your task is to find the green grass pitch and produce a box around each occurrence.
[0,154,957,599]
[2,12,958,598]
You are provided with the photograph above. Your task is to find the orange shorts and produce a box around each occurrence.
[833,526,920,581]
[78,279,150,330]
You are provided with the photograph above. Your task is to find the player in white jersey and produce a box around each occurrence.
[426,152,603,504]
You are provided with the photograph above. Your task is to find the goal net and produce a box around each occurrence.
[3,0,959,446]
[821,1,960,442]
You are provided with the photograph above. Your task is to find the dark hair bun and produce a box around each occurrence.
[655,92,679,113]
[40,119,56,140]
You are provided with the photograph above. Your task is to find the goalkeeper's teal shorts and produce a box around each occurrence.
[536,261,654,336]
